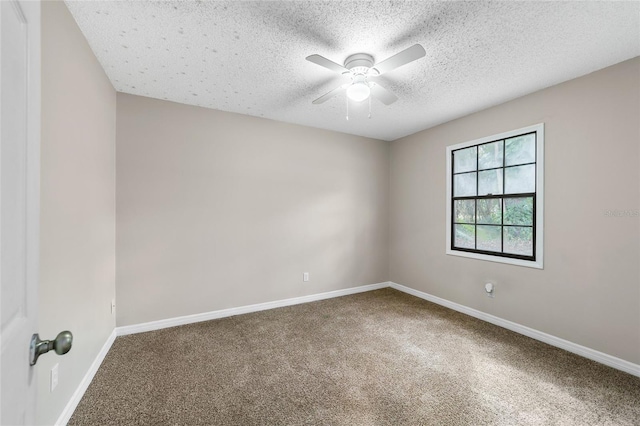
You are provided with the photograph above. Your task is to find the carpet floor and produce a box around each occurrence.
[68,288,640,425]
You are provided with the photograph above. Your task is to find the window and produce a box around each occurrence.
[446,124,544,269]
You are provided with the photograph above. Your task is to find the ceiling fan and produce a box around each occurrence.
[306,44,426,107]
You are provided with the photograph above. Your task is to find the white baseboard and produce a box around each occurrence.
[116,282,390,336]
[55,329,117,426]
[389,282,640,378]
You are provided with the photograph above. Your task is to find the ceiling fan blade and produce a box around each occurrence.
[370,82,398,105]
[312,85,346,104]
[372,44,426,75]
[306,54,349,75]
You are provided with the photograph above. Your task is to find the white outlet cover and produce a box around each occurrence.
[485,283,495,298]
[51,363,59,392]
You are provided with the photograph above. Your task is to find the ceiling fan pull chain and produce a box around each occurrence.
[368,95,372,119]
[346,97,349,121]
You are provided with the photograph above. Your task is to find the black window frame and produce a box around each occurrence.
[450,131,537,261]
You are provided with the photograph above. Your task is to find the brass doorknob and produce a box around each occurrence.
[29,331,73,366]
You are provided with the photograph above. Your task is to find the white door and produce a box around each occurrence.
[0,0,40,424]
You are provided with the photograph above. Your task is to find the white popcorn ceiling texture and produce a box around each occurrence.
[66,1,639,141]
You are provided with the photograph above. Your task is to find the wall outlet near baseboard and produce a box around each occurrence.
[111,299,116,314]
[303,272,309,282]
[485,282,495,298]
[51,363,59,392]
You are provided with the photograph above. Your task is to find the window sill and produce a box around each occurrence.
[446,248,543,269]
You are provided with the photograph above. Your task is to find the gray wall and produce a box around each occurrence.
[389,58,640,364]
[38,1,116,424]
[116,94,389,326]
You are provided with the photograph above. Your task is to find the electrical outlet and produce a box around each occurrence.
[485,283,495,298]
[303,272,309,282]
[111,299,116,315]
[50,363,59,392]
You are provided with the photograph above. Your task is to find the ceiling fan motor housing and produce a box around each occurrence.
[344,53,375,75]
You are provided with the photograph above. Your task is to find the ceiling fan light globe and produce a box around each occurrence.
[346,82,371,102]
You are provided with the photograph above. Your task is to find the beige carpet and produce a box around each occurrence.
[69,288,640,425]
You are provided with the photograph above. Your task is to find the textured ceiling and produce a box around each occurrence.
[66,1,640,141]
